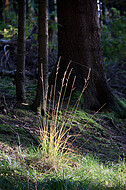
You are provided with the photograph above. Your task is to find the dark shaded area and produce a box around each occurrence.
[0,174,125,190]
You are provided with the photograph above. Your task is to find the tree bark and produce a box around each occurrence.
[34,0,48,114]
[16,0,26,102]
[55,0,119,111]
[0,0,3,22]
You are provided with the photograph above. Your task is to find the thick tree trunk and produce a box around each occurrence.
[56,0,119,110]
[16,0,26,101]
[34,0,48,114]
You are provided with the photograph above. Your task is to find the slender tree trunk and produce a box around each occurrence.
[34,0,48,115]
[48,0,56,45]
[55,0,120,111]
[0,0,4,22]
[16,0,26,102]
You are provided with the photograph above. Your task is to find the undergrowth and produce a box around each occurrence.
[0,147,125,190]
[37,57,91,169]
[0,107,126,189]
[0,59,126,189]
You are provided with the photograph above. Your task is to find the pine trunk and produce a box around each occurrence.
[56,0,119,111]
[16,0,26,102]
[34,0,48,114]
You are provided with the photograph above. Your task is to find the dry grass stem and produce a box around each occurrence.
[38,59,92,163]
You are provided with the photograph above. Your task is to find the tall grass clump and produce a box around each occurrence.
[38,57,91,167]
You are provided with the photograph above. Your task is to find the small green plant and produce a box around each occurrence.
[0,5,18,39]
[0,25,18,39]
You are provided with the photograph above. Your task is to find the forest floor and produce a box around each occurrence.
[0,76,126,190]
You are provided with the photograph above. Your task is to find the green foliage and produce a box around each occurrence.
[0,4,37,39]
[0,123,35,147]
[0,148,126,190]
[0,24,18,39]
[25,16,38,39]
[0,3,58,53]
[72,90,84,108]
[0,6,18,39]
[101,8,126,67]
[49,12,57,31]
[0,77,16,96]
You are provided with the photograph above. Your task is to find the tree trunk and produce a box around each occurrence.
[16,0,26,102]
[56,0,119,111]
[49,0,57,45]
[34,0,48,115]
[0,0,4,22]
